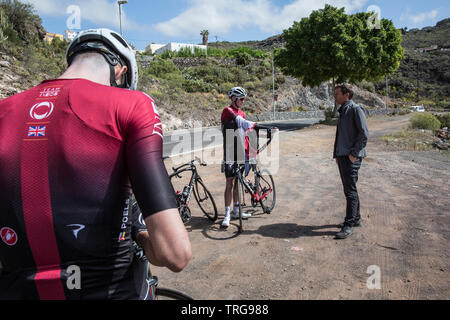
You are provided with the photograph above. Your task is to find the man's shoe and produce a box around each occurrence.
[231,211,251,220]
[221,213,231,228]
[335,226,354,239]
[338,220,362,228]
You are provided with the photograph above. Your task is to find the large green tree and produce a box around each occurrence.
[274,5,404,110]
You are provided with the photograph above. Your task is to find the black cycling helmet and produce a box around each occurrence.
[66,28,138,90]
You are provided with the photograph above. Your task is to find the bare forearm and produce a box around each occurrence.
[136,231,166,268]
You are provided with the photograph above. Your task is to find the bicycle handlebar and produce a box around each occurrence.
[171,157,207,174]
[255,127,278,155]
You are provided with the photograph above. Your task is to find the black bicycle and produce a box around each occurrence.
[233,128,277,232]
[169,157,218,224]
[132,242,194,300]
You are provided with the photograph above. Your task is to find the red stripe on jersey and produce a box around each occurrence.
[21,140,66,300]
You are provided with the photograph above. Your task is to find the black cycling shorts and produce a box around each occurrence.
[223,163,245,178]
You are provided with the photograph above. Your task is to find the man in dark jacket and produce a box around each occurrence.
[333,84,369,239]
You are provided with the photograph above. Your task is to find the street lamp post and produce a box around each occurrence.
[118,0,128,36]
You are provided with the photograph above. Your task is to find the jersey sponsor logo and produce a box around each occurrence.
[28,126,46,137]
[150,101,160,116]
[66,224,86,239]
[142,93,160,116]
[118,232,126,242]
[1,227,18,246]
[30,101,54,120]
[39,87,61,98]
[152,122,163,139]
[138,213,145,226]
[121,198,130,229]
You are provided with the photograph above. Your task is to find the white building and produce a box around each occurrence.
[65,30,78,42]
[145,43,166,54]
[154,42,207,55]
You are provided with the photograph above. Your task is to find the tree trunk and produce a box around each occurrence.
[332,77,338,117]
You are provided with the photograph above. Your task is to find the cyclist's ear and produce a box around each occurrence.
[114,65,128,85]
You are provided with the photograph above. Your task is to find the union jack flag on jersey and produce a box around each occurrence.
[28,126,46,137]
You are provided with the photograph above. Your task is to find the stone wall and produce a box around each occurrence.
[246,108,400,122]
[136,55,266,70]
[247,111,326,122]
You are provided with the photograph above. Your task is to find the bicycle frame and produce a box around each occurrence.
[235,162,272,204]
[169,163,202,207]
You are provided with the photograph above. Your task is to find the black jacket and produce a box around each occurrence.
[333,100,369,158]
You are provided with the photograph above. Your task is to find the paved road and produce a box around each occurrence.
[163,118,323,158]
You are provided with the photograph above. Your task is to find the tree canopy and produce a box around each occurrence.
[274,5,404,88]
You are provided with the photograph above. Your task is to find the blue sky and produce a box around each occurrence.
[25,0,450,50]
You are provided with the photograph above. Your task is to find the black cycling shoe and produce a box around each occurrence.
[335,226,354,239]
[338,220,361,229]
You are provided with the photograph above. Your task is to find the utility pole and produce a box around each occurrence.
[272,55,275,121]
[385,76,389,109]
[118,1,128,36]
[416,62,420,103]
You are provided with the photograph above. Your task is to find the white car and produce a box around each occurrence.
[409,105,425,112]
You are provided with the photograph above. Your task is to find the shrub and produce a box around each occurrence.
[144,57,180,79]
[183,64,235,85]
[409,113,441,131]
[235,51,252,66]
[164,72,185,89]
[0,0,45,42]
[183,79,215,93]
[219,82,234,94]
[433,113,450,128]
[359,80,375,93]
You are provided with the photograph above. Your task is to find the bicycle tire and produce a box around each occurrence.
[155,287,194,300]
[193,179,218,221]
[258,169,276,213]
[236,176,243,233]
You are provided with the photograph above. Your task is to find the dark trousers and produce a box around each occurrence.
[337,156,362,227]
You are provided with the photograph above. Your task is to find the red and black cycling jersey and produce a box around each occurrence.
[221,105,256,164]
[0,79,176,300]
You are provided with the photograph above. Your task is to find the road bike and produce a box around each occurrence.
[233,128,277,232]
[169,156,218,224]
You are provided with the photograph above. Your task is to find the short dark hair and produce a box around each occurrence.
[335,84,354,99]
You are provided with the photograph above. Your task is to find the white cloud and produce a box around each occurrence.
[155,0,368,38]
[24,0,145,32]
[400,9,438,25]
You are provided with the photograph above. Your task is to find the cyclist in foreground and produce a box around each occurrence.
[0,28,191,299]
[221,87,277,228]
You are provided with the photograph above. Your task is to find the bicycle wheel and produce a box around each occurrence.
[258,169,276,213]
[236,176,243,233]
[193,179,218,221]
[155,287,194,300]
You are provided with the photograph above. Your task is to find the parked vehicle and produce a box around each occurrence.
[409,105,425,112]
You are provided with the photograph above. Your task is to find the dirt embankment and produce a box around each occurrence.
[155,114,450,300]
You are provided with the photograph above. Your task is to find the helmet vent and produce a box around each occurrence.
[111,32,130,49]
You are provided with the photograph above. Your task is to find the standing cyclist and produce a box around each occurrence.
[221,87,276,228]
[0,28,191,299]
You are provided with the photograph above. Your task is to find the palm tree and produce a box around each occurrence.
[200,30,209,46]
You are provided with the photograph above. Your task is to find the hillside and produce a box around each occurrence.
[211,18,450,107]
[401,18,450,49]
[1,1,448,130]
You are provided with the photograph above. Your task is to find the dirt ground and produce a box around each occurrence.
[155,114,450,300]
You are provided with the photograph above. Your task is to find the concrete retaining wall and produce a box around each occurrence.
[247,108,401,122]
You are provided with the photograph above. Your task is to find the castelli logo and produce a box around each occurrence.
[1,227,18,246]
[29,101,54,120]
